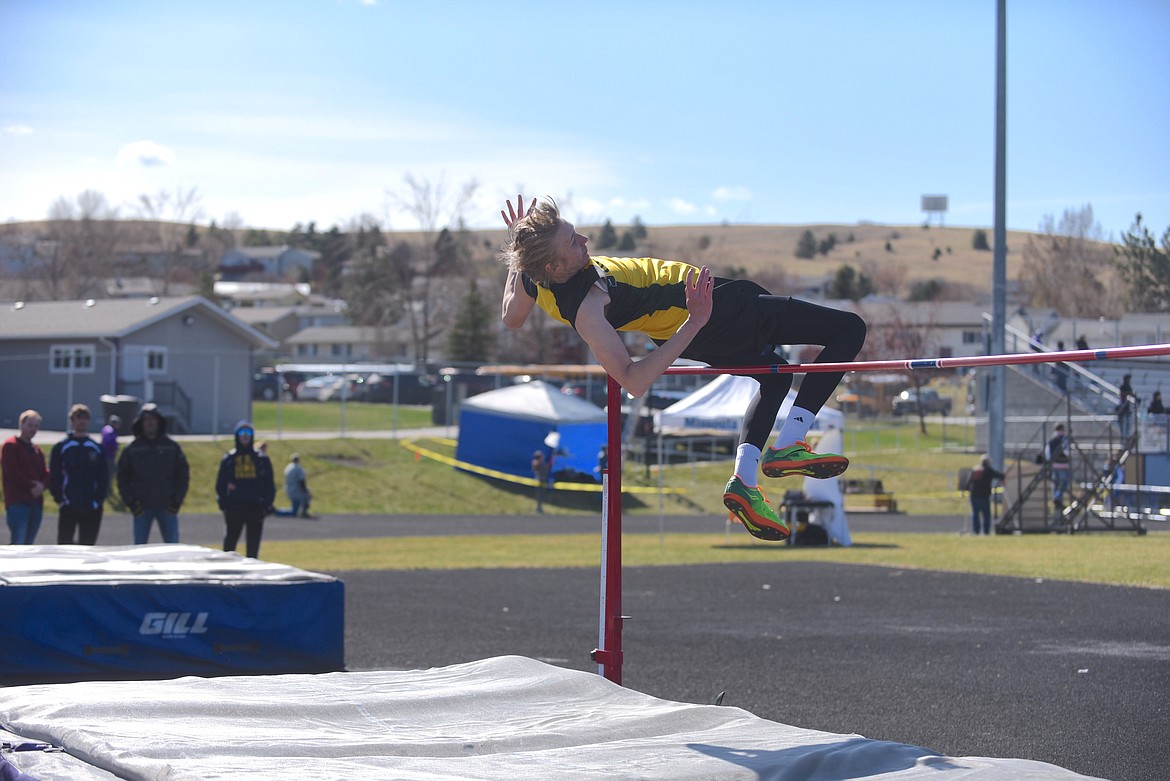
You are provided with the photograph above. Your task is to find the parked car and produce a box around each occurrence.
[365,372,437,405]
[891,387,953,416]
[835,388,879,417]
[297,375,347,402]
[252,371,287,401]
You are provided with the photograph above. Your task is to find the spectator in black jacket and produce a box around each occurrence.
[215,421,275,559]
[965,454,1004,536]
[117,403,190,544]
[49,404,108,544]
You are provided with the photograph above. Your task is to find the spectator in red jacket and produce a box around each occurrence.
[2,409,50,544]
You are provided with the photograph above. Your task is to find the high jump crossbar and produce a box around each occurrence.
[594,342,1170,685]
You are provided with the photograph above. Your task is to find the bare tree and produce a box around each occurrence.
[134,186,204,294]
[863,259,907,298]
[37,190,124,299]
[1021,205,1120,317]
[386,174,479,362]
[857,301,944,433]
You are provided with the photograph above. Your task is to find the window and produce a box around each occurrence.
[330,344,352,357]
[147,348,167,373]
[50,344,96,374]
[962,330,982,345]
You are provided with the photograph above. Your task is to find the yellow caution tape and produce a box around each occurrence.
[401,439,684,495]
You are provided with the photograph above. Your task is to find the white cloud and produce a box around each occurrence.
[2,124,33,136]
[116,140,176,167]
[668,198,697,215]
[713,185,752,202]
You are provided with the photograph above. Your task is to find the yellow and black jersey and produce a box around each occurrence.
[522,256,698,341]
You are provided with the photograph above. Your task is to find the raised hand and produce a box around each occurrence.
[685,265,714,328]
[501,193,536,229]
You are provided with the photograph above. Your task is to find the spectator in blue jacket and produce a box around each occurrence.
[49,404,108,544]
[215,421,275,559]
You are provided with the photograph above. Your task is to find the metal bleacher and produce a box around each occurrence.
[991,323,1169,534]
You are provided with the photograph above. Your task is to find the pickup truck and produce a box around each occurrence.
[891,388,953,416]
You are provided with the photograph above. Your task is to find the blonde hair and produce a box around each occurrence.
[19,409,41,426]
[500,197,565,284]
[69,403,91,419]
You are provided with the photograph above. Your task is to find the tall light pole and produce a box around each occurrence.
[990,0,1007,470]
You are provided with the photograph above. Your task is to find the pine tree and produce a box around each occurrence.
[795,230,817,259]
[597,220,618,250]
[1113,213,1170,312]
[447,279,497,361]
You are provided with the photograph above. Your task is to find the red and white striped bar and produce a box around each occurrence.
[661,342,1170,376]
[594,342,1170,684]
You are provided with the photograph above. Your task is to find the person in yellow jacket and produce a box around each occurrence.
[499,195,865,541]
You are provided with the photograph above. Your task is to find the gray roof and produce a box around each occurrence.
[855,300,989,327]
[225,246,322,261]
[228,306,299,325]
[284,327,379,343]
[0,295,278,348]
[286,325,406,344]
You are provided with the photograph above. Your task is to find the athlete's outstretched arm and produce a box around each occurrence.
[500,192,538,329]
[501,268,536,329]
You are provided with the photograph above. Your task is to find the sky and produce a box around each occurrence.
[1,1,1168,239]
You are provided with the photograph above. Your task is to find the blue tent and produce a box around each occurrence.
[455,381,606,481]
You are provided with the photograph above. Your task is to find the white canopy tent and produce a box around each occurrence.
[654,374,844,436]
[653,375,850,544]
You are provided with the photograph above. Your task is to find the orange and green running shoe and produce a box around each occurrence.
[723,476,790,541]
[761,440,849,480]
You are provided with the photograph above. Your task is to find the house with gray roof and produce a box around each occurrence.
[218,246,319,281]
[0,296,277,433]
[285,324,419,363]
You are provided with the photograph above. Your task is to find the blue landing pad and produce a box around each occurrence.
[0,544,343,682]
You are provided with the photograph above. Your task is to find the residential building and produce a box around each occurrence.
[0,296,276,434]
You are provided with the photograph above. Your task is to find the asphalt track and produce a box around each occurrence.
[94,511,1169,781]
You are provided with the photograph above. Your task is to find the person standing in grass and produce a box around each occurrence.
[49,404,108,545]
[965,454,1004,536]
[118,404,189,544]
[100,414,124,510]
[531,450,549,513]
[216,421,276,558]
[2,409,49,544]
[283,452,314,519]
[499,194,865,541]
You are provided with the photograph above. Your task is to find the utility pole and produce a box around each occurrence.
[990,0,1007,471]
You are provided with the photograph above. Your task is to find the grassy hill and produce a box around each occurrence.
[461,221,1035,297]
[605,222,1037,296]
[3,217,1037,299]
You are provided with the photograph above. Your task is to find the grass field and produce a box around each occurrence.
[250,401,433,432]
[221,396,978,516]
[173,404,1164,590]
[259,532,1170,590]
[175,423,978,518]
